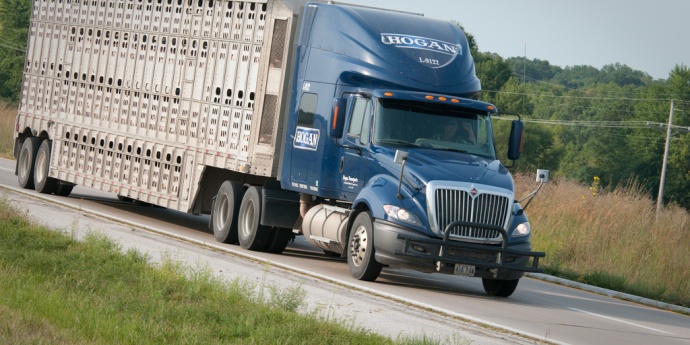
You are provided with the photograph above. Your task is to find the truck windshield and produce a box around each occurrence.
[373,98,497,160]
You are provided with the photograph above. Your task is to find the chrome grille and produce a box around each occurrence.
[433,188,511,242]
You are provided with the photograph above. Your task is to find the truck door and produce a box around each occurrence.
[289,92,320,190]
[339,95,374,199]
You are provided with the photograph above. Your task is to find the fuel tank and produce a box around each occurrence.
[302,204,350,255]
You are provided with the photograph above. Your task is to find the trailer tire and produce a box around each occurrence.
[54,182,74,197]
[482,278,519,297]
[347,212,382,281]
[34,140,58,194]
[238,186,270,250]
[263,227,293,253]
[17,137,41,189]
[212,181,244,244]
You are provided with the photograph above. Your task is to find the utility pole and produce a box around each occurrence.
[656,100,674,217]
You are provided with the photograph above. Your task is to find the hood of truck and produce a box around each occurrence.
[300,3,480,97]
[372,145,514,192]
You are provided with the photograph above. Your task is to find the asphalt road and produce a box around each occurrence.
[1,157,688,344]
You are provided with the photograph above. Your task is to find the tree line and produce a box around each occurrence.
[456,22,690,208]
[1,2,689,207]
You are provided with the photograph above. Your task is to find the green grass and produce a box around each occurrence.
[515,173,690,308]
[0,200,444,345]
[0,102,14,159]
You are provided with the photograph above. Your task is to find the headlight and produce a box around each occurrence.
[383,205,422,226]
[513,222,531,237]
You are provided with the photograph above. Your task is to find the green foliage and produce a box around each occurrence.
[474,52,512,104]
[475,52,690,207]
[506,57,560,82]
[0,0,30,103]
[505,57,654,88]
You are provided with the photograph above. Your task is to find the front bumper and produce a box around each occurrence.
[373,220,545,279]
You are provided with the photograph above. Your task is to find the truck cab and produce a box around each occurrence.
[279,3,543,297]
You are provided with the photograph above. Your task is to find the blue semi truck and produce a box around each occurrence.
[15,0,543,297]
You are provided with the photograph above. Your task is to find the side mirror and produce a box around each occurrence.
[328,97,346,138]
[507,120,524,161]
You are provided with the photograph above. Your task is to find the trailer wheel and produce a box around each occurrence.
[211,181,244,244]
[347,212,382,281]
[54,182,74,197]
[482,278,520,297]
[34,140,58,194]
[17,137,41,189]
[263,227,293,253]
[238,186,270,250]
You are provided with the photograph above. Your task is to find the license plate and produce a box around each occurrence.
[454,264,475,276]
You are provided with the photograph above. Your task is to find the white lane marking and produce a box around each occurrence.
[568,307,673,335]
[1,167,14,172]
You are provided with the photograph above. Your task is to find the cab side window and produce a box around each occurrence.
[347,97,372,144]
[297,93,317,127]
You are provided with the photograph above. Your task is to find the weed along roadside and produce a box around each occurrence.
[514,174,690,310]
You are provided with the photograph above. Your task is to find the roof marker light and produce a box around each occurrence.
[451,99,459,103]
[438,97,447,101]
[487,105,495,110]
[425,95,434,100]
[384,92,393,97]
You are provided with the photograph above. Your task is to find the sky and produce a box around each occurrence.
[343,0,690,80]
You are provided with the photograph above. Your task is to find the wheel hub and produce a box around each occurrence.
[350,225,368,267]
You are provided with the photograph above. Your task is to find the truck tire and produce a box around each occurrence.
[482,278,520,297]
[347,211,382,281]
[211,181,243,244]
[54,182,74,197]
[263,227,292,253]
[17,137,41,189]
[34,140,58,194]
[238,186,270,250]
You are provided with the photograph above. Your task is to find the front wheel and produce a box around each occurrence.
[347,212,382,281]
[238,186,270,251]
[482,278,520,297]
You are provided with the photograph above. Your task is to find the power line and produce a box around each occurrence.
[493,116,690,132]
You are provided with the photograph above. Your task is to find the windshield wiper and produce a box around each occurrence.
[433,147,468,153]
[377,139,419,147]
